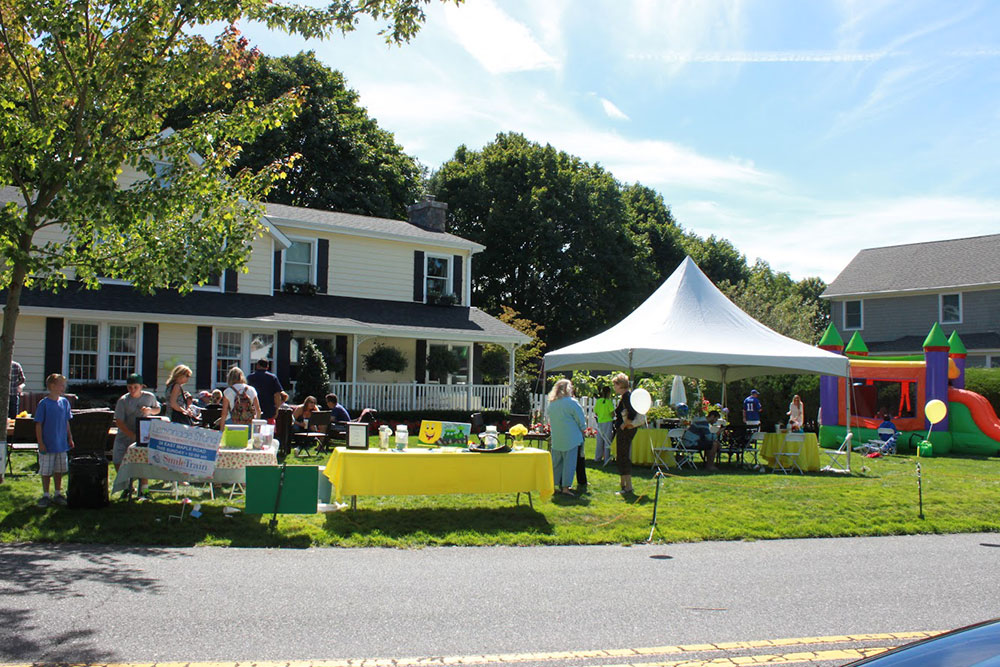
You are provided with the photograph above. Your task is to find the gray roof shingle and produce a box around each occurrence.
[264,202,483,251]
[12,283,529,344]
[823,234,1000,298]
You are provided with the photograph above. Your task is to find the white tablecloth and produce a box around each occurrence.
[112,444,279,493]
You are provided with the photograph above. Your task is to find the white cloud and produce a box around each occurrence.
[442,0,558,74]
[600,97,630,121]
[630,50,896,64]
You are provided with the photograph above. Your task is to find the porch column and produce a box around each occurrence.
[466,343,474,411]
[350,334,373,410]
[507,344,518,398]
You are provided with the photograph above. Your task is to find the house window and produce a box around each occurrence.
[844,300,863,330]
[940,293,962,324]
[283,240,314,285]
[107,325,138,382]
[425,255,452,301]
[68,323,99,381]
[216,331,243,385]
[426,343,469,385]
[250,333,274,365]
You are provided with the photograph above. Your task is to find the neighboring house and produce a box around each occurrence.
[1,173,529,411]
[822,234,1000,367]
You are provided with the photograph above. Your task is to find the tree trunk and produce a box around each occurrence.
[0,257,30,437]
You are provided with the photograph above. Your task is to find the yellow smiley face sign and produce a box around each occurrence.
[420,420,443,444]
[418,420,472,446]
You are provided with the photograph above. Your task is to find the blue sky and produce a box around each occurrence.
[237,0,1000,281]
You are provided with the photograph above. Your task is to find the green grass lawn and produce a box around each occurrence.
[1,438,998,548]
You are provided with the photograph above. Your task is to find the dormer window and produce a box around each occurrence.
[283,239,315,285]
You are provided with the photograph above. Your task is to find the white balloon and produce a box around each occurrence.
[631,387,652,415]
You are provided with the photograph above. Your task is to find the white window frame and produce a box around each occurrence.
[281,236,317,287]
[64,320,142,384]
[843,299,863,331]
[212,329,279,388]
[939,292,963,325]
[106,324,140,383]
[424,254,453,303]
[424,341,470,385]
[192,272,225,293]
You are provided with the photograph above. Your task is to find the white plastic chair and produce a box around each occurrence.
[821,432,852,473]
[773,432,804,475]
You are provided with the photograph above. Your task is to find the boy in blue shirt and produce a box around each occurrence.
[743,389,762,430]
[34,373,74,507]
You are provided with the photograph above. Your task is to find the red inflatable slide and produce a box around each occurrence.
[949,387,1000,442]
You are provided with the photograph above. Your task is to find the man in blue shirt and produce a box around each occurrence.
[743,389,762,430]
[325,393,351,424]
[247,359,283,422]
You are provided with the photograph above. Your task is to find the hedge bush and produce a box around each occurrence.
[965,368,1000,414]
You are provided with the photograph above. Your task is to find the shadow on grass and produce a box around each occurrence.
[322,504,554,541]
[0,501,313,549]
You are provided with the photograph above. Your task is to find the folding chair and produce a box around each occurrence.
[6,417,39,474]
[773,432,804,475]
[821,432,852,473]
[857,428,897,455]
[742,430,764,469]
[662,428,699,471]
[649,429,678,472]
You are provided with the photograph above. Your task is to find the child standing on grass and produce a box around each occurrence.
[593,385,615,464]
[34,373,74,507]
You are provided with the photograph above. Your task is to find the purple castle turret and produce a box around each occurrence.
[948,331,967,390]
[818,323,845,427]
[923,323,950,432]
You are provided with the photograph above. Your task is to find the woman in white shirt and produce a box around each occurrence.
[787,394,805,432]
[219,366,262,425]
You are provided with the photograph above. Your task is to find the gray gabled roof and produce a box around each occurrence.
[264,202,484,253]
[822,233,1000,298]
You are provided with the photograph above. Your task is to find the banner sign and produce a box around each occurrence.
[148,420,221,477]
[418,420,472,446]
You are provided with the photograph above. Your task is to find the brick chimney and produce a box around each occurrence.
[407,195,448,233]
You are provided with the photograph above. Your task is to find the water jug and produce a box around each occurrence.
[395,424,408,450]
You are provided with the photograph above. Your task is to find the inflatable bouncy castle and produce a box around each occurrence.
[818,323,1000,456]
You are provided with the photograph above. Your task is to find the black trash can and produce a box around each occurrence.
[68,454,109,509]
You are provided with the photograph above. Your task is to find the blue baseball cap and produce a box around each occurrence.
[750,389,759,395]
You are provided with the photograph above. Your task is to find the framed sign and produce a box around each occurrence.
[137,416,169,445]
[346,422,369,450]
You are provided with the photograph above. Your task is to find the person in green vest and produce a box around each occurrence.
[593,385,615,465]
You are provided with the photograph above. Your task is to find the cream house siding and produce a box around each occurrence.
[353,337,417,383]
[271,226,472,304]
[239,234,273,296]
[11,316,47,393]
[156,323,198,390]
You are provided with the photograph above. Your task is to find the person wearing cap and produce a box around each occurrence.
[743,389,762,432]
[113,374,161,496]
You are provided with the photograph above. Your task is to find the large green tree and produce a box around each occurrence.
[719,260,825,344]
[0,0,457,436]
[430,133,647,350]
[620,183,687,290]
[168,51,424,219]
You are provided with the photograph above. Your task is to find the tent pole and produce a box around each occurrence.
[846,366,852,473]
[720,367,727,411]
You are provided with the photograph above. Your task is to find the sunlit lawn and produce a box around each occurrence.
[1,437,998,547]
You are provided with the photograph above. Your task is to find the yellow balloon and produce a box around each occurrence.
[925,399,947,425]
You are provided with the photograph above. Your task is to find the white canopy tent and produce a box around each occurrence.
[544,257,852,468]
[545,256,850,382]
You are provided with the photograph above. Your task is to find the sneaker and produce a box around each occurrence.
[36,496,52,508]
[52,494,68,506]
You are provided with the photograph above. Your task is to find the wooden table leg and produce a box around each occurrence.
[350,494,357,510]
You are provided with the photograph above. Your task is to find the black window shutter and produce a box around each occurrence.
[225,269,238,293]
[335,335,348,382]
[453,254,463,303]
[273,250,282,292]
[196,326,213,388]
[142,323,159,388]
[415,339,426,382]
[316,239,329,293]
[276,330,292,388]
[413,250,425,302]
[44,317,64,377]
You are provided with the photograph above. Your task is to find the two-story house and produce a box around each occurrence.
[2,174,529,412]
[822,234,1000,367]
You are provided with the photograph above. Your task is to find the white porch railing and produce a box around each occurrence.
[531,393,598,427]
[331,382,511,413]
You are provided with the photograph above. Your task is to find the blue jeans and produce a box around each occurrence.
[8,393,18,419]
[552,445,579,488]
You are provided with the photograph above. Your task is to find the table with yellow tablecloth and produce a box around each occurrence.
[630,429,678,467]
[323,447,554,502]
[758,432,820,472]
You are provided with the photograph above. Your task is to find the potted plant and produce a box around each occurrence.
[283,282,318,296]
[428,291,459,306]
[363,344,409,374]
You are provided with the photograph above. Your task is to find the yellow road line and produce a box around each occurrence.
[591,646,892,667]
[0,631,940,667]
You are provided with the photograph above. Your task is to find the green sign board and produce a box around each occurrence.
[245,465,319,515]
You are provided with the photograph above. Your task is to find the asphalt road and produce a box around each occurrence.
[2,533,999,664]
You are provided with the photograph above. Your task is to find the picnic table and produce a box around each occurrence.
[111,444,279,493]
